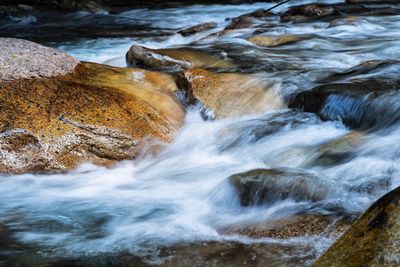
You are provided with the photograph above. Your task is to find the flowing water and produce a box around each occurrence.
[1,0,400,266]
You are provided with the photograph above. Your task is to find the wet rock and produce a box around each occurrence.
[0,38,78,81]
[225,9,275,30]
[313,186,400,267]
[288,79,400,129]
[348,175,391,195]
[161,241,317,267]
[281,3,337,23]
[311,131,365,166]
[220,213,352,239]
[218,110,321,150]
[126,45,234,72]
[317,59,400,83]
[178,22,217,36]
[281,2,400,23]
[228,168,338,206]
[0,39,184,173]
[176,69,284,119]
[247,35,301,47]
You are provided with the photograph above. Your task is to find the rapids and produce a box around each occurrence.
[1,0,400,266]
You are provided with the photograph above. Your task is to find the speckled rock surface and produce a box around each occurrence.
[0,58,184,174]
[313,186,400,267]
[0,38,78,81]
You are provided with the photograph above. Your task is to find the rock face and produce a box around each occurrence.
[247,35,301,47]
[126,45,234,72]
[0,38,78,81]
[313,186,400,267]
[228,168,338,206]
[178,22,217,36]
[176,69,284,119]
[288,80,400,129]
[0,39,184,174]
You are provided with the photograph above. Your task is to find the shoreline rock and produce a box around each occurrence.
[0,38,184,174]
[313,186,400,266]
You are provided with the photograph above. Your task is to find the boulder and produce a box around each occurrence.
[0,38,78,81]
[247,35,301,47]
[178,22,217,36]
[288,79,400,129]
[228,168,339,206]
[0,38,185,174]
[126,45,234,72]
[176,69,284,119]
[313,186,400,267]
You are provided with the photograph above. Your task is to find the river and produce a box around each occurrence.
[1,0,400,266]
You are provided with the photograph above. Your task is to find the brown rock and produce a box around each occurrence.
[178,22,217,36]
[313,186,400,267]
[126,45,234,71]
[0,61,184,174]
[176,69,284,119]
[220,214,352,239]
[248,35,301,47]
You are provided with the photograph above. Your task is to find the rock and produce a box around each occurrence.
[317,59,400,83]
[0,39,184,174]
[160,241,317,267]
[281,3,337,23]
[228,168,339,206]
[225,9,275,30]
[178,22,217,36]
[175,69,284,119]
[288,79,400,129]
[311,131,365,166]
[126,45,234,72]
[281,2,400,23]
[247,35,301,47]
[0,38,78,81]
[220,213,352,239]
[218,110,321,151]
[313,186,400,267]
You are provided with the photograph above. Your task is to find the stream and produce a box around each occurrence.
[1,0,400,266]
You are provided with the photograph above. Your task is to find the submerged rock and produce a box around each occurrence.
[126,45,234,72]
[0,38,184,174]
[317,59,400,83]
[220,213,351,239]
[288,79,400,129]
[228,168,338,206]
[311,131,365,166]
[313,186,400,267]
[178,22,217,36]
[247,35,301,47]
[176,69,284,119]
[218,110,321,151]
[160,241,317,267]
